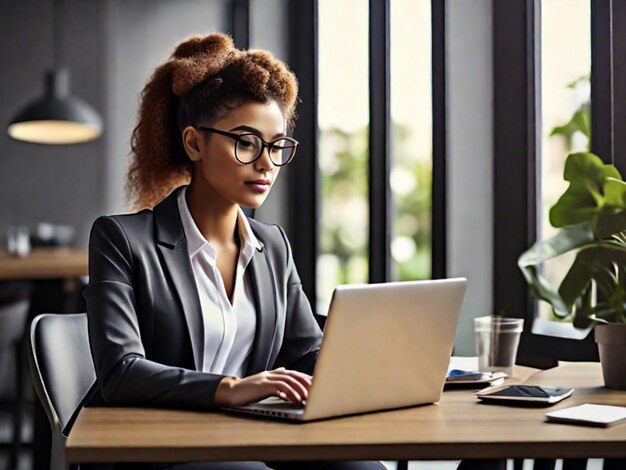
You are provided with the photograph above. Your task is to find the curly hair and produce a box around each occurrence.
[125,33,299,210]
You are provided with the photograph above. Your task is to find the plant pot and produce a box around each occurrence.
[595,323,626,390]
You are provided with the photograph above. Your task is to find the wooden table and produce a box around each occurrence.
[66,363,626,464]
[0,248,88,280]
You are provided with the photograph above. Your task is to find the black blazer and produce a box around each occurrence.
[83,187,323,410]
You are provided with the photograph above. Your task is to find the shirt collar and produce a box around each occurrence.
[237,205,263,253]
[177,186,262,260]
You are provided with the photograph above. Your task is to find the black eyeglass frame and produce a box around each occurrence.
[197,126,299,166]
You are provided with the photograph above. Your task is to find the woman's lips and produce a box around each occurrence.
[245,180,270,193]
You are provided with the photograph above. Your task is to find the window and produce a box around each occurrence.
[288,0,444,314]
[317,0,370,312]
[493,0,626,366]
[390,0,433,282]
[538,0,591,320]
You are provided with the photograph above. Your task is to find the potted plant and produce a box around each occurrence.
[519,151,626,389]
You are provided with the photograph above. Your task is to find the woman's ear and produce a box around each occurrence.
[182,126,203,162]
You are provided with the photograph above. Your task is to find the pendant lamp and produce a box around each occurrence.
[6,0,102,144]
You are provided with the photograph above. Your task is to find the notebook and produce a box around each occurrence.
[224,278,468,421]
[546,404,626,427]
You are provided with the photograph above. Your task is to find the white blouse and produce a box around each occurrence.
[177,187,261,377]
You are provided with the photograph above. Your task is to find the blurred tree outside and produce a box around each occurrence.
[537,73,591,321]
[550,74,591,150]
[391,122,432,281]
[317,122,432,308]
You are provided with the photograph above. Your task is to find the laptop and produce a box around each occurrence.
[224,277,468,421]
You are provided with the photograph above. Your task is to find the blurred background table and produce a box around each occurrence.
[0,248,88,280]
[0,247,87,470]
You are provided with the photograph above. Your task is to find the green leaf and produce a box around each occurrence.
[595,207,626,240]
[588,313,611,325]
[590,305,626,324]
[518,223,595,317]
[563,152,619,184]
[550,121,578,149]
[558,242,626,325]
[521,264,570,318]
[573,287,594,328]
[550,153,622,227]
[567,73,590,89]
[549,104,591,146]
[519,223,594,266]
[558,248,594,312]
[559,245,617,307]
[604,177,626,207]
[572,103,591,140]
[519,150,626,325]
[550,184,599,227]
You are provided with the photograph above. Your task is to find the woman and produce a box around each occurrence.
[84,33,383,470]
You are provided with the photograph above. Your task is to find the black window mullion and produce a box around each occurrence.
[591,0,613,165]
[368,0,391,284]
[614,0,626,173]
[287,0,319,304]
[493,0,545,367]
[494,0,600,368]
[229,0,250,50]
[431,0,446,280]
[592,0,626,173]
[493,0,537,320]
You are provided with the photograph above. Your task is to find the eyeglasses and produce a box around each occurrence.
[197,127,299,166]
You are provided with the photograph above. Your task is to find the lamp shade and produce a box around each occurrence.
[7,69,102,144]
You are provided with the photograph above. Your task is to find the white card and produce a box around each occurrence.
[546,404,626,427]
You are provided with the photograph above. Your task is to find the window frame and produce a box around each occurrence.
[493,0,626,368]
[287,0,320,303]
[287,0,447,306]
[230,0,250,50]
[369,0,392,283]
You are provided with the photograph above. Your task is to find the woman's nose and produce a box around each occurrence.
[254,145,275,172]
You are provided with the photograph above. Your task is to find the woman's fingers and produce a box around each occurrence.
[225,368,314,406]
[267,379,304,403]
[267,373,309,401]
[270,368,313,387]
[266,368,315,403]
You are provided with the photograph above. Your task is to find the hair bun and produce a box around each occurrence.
[171,33,236,97]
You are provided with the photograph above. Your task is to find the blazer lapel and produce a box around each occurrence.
[153,189,205,371]
[246,245,278,374]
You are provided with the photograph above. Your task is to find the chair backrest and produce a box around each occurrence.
[27,313,96,470]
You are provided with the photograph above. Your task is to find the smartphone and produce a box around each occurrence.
[476,385,573,405]
[446,369,507,385]
[447,369,485,381]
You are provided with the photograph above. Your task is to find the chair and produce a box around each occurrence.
[0,280,32,469]
[27,313,96,470]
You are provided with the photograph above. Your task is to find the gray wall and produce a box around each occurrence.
[0,0,228,402]
[0,0,103,249]
[0,0,227,249]
[447,0,494,355]
[101,0,227,217]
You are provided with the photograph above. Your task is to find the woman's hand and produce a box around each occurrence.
[215,367,313,407]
